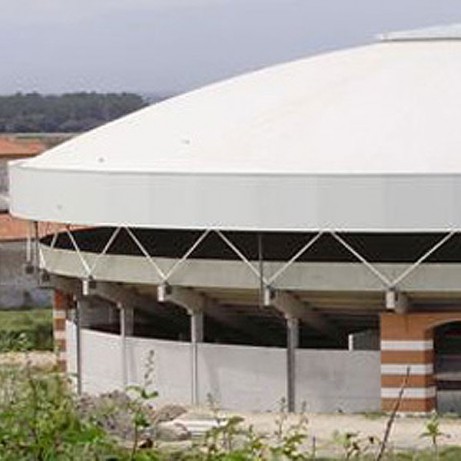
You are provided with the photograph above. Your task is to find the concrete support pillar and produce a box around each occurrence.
[119,304,134,389]
[78,299,93,329]
[267,288,343,343]
[286,316,299,412]
[190,310,204,405]
[157,284,205,406]
[75,297,90,395]
[53,290,72,372]
[265,289,304,412]
[127,306,134,335]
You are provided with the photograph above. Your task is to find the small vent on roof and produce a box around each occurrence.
[379,24,461,42]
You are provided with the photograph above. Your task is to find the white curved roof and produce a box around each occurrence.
[9,27,461,231]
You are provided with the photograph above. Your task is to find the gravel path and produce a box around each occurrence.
[0,351,56,368]
[218,410,461,454]
[2,353,460,456]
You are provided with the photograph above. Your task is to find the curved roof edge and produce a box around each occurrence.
[9,161,461,232]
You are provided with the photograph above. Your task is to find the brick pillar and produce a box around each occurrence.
[380,312,461,413]
[53,290,72,371]
[381,313,435,412]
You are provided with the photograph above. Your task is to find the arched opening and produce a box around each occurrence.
[434,321,461,413]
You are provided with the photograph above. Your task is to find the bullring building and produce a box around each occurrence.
[9,25,461,414]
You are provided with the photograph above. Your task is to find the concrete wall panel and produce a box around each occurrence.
[198,343,286,412]
[128,336,192,405]
[296,349,380,412]
[66,322,380,412]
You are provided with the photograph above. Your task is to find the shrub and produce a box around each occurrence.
[0,309,53,351]
[0,348,120,459]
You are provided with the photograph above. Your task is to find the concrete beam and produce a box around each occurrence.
[50,274,82,297]
[84,280,140,309]
[159,285,284,345]
[93,282,191,335]
[385,290,409,314]
[51,275,187,331]
[44,244,461,294]
[157,284,205,314]
[267,289,343,340]
[204,302,283,346]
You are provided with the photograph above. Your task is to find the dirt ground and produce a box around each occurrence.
[215,410,461,455]
[2,351,460,455]
[0,351,56,368]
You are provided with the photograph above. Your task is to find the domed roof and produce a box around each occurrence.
[10,25,461,231]
[22,34,461,175]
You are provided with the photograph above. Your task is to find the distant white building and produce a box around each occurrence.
[10,25,461,413]
[0,137,50,308]
[0,137,45,211]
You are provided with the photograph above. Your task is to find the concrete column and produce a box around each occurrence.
[190,310,204,405]
[79,299,93,328]
[125,306,134,335]
[286,316,299,412]
[266,289,302,412]
[157,285,205,406]
[75,297,90,395]
[120,304,134,389]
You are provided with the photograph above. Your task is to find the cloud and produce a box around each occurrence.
[1,0,232,25]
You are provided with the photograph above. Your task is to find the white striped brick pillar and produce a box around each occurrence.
[380,313,435,412]
[53,290,72,372]
[380,312,461,413]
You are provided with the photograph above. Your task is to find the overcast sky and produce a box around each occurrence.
[1,0,461,95]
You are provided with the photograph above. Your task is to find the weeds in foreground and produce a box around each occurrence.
[420,414,450,461]
[375,367,410,461]
[196,397,314,460]
[0,341,460,460]
[0,335,118,460]
[331,431,379,460]
[126,350,159,460]
[0,309,53,352]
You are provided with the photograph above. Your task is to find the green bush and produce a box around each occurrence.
[0,361,121,459]
[2,317,461,460]
[0,309,53,351]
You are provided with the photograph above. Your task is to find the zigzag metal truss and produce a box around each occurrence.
[29,222,458,298]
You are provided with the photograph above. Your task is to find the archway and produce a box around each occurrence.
[380,313,461,413]
[435,321,461,413]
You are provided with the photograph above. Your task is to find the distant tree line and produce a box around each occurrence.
[0,92,151,133]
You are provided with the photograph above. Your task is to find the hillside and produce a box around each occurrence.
[0,92,160,133]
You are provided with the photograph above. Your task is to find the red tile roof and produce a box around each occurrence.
[0,213,86,242]
[0,137,46,159]
[0,214,33,241]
